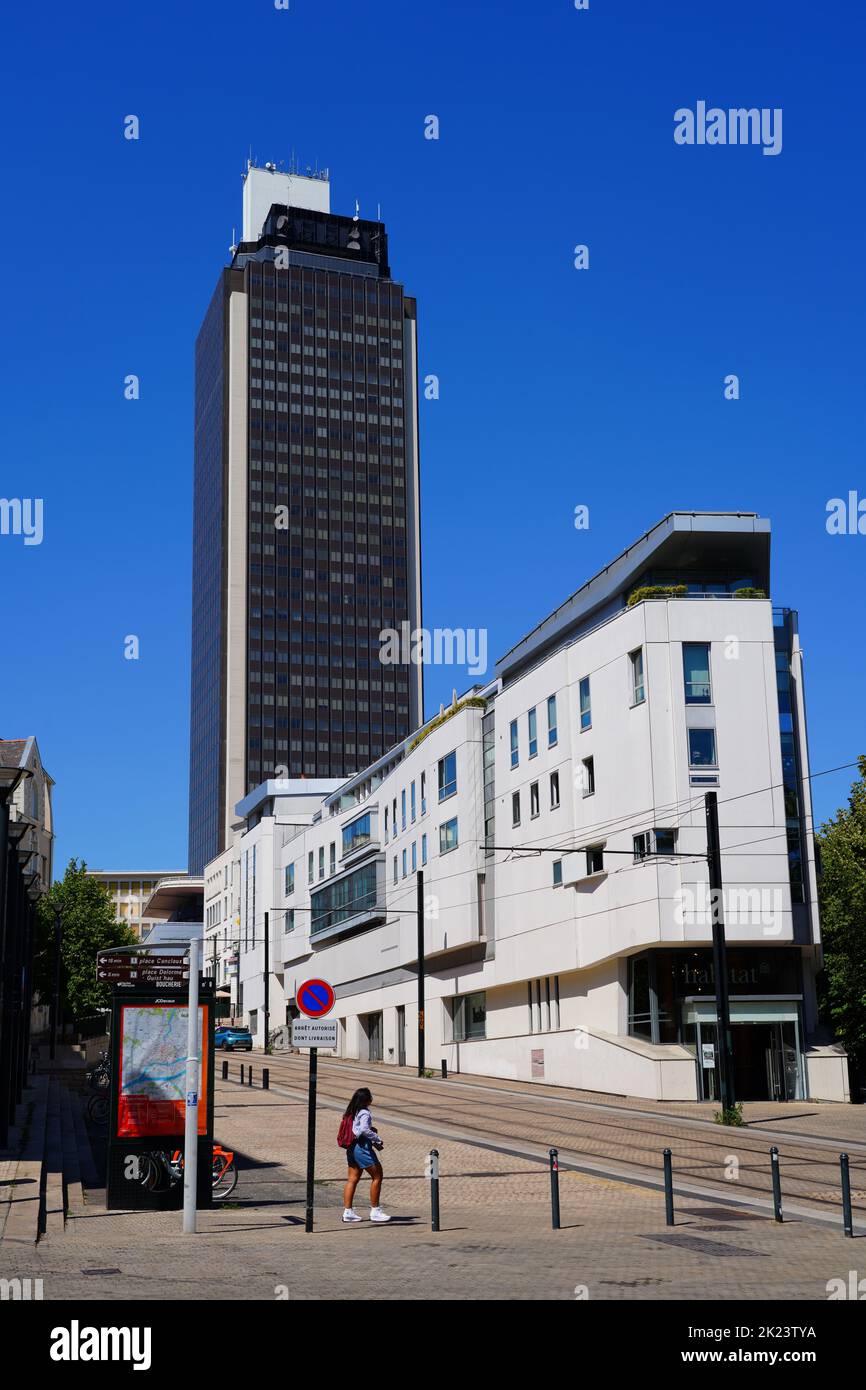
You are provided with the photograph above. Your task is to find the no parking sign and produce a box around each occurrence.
[297,978,335,1018]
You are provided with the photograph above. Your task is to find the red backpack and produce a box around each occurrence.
[337,1113,355,1148]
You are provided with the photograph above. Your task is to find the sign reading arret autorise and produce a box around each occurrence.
[296,978,335,1018]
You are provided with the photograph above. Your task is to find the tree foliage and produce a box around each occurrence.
[34,858,137,1026]
[817,756,866,1071]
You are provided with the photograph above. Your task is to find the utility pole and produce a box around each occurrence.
[417,869,425,1076]
[705,792,736,1115]
[182,935,200,1234]
[263,911,270,1054]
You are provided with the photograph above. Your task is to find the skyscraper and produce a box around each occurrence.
[188,163,423,874]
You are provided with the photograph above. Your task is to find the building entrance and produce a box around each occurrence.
[686,1002,804,1102]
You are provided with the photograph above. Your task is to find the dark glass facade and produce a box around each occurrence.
[188,280,227,876]
[188,195,422,873]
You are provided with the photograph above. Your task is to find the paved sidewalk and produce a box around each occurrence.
[0,1078,863,1301]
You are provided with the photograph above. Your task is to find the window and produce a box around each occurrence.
[552,859,563,886]
[411,841,417,872]
[421,833,427,866]
[528,707,538,758]
[585,845,604,875]
[579,676,591,730]
[684,643,712,704]
[308,851,314,885]
[547,695,558,748]
[688,727,717,768]
[421,771,427,815]
[384,807,389,839]
[550,771,560,809]
[342,812,372,857]
[452,991,486,1042]
[512,791,521,827]
[285,909,295,933]
[285,863,295,896]
[582,756,595,797]
[630,648,645,704]
[401,789,407,829]
[310,861,378,935]
[393,856,398,884]
[438,751,457,801]
[318,846,325,880]
[530,782,540,818]
[633,832,650,862]
[510,719,519,768]
[392,798,397,839]
[440,817,459,854]
[654,828,677,855]
[402,848,407,878]
[329,842,336,875]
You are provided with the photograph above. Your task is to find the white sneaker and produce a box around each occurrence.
[370,1206,391,1223]
[341,1208,362,1223]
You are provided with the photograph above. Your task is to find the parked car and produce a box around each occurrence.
[214,1025,253,1052]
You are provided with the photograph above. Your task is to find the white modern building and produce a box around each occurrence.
[202,512,849,1102]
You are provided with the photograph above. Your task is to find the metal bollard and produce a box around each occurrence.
[239,1063,245,1085]
[841,1153,854,1238]
[663,1148,675,1226]
[221,1060,228,1081]
[549,1148,561,1230]
[770,1146,783,1223]
[248,1065,253,1087]
[441,1059,448,1080]
[263,1067,270,1091]
[429,1149,440,1232]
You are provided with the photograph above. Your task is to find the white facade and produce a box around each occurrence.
[242,164,331,243]
[202,513,848,1102]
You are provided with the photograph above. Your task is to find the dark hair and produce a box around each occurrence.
[344,1087,372,1118]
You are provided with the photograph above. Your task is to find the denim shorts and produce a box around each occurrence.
[347,1140,378,1171]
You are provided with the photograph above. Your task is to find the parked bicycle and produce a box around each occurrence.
[136,1144,238,1200]
[86,1050,111,1090]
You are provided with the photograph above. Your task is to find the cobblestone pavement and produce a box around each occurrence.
[1,1076,864,1301]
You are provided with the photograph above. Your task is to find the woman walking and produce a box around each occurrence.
[339,1087,391,1223]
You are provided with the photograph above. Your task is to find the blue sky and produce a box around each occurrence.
[0,0,863,874]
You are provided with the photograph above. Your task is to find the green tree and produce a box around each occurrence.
[816,756,866,1074]
[34,858,137,1029]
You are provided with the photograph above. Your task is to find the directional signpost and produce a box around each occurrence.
[96,953,190,989]
[294,977,336,1233]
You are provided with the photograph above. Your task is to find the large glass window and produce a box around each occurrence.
[438,751,457,801]
[579,676,591,730]
[285,862,295,896]
[510,719,519,768]
[683,643,712,704]
[528,707,538,758]
[452,991,486,1041]
[343,812,372,857]
[440,817,459,854]
[310,862,378,935]
[512,791,521,827]
[688,727,717,767]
